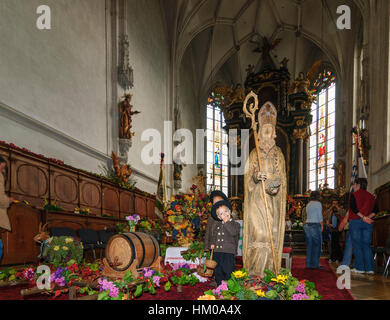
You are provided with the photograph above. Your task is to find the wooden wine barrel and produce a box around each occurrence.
[105,232,159,271]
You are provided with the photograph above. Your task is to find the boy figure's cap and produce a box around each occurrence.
[209,190,228,203]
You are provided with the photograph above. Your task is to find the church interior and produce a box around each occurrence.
[0,0,389,302]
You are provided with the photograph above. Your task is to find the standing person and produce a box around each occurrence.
[210,200,240,285]
[204,190,228,287]
[304,191,323,269]
[0,157,13,261]
[326,199,343,263]
[204,190,228,250]
[336,210,354,274]
[348,178,378,275]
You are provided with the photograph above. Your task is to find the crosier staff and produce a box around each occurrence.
[243,91,278,275]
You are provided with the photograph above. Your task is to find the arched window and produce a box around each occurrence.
[206,92,229,195]
[308,69,336,190]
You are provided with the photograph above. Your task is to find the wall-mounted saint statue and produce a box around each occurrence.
[119,93,140,141]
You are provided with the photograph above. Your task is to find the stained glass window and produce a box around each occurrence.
[206,93,229,195]
[308,81,336,190]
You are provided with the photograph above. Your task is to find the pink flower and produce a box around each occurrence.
[23,268,35,281]
[142,268,155,278]
[212,280,228,297]
[292,293,309,300]
[153,276,161,287]
[295,283,306,294]
[109,286,119,298]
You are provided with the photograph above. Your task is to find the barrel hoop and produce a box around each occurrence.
[130,232,145,266]
[149,234,157,266]
[120,233,136,270]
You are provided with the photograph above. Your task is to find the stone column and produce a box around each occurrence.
[292,127,308,195]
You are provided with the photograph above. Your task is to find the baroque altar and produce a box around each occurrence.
[214,39,315,198]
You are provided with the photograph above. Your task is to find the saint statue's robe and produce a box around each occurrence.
[243,145,287,277]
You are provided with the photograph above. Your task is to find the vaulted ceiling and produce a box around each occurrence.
[161,0,363,101]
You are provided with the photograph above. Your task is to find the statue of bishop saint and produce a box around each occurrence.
[243,102,287,277]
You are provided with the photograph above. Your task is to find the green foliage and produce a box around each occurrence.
[227,277,241,294]
[134,285,143,298]
[43,236,83,267]
[164,281,171,291]
[99,164,136,190]
[0,267,17,282]
[79,286,97,295]
[263,269,276,284]
[116,222,129,234]
[266,290,279,300]
[180,241,206,262]
[236,288,258,301]
[43,198,63,211]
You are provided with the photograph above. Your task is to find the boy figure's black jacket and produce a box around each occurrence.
[210,219,240,255]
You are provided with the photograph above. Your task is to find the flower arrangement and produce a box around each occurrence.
[163,191,211,245]
[116,222,130,234]
[42,236,83,267]
[43,198,63,211]
[126,214,140,232]
[74,207,90,215]
[137,218,152,232]
[96,262,199,300]
[199,268,321,300]
[287,195,297,216]
[291,219,304,230]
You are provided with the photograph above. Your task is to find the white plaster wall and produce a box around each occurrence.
[178,48,201,193]
[0,0,108,155]
[124,0,170,194]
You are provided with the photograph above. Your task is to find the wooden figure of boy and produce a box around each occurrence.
[210,200,241,286]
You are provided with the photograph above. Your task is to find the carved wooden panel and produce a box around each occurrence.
[119,191,134,219]
[102,183,119,219]
[50,166,79,212]
[79,173,102,216]
[373,215,390,247]
[0,145,156,228]
[135,194,147,218]
[0,204,41,266]
[10,155,49,208]
[375,184,390,212]
[147,198,156,219]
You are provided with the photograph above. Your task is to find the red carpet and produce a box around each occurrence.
[291,257,354,300]
[0,257,354,300]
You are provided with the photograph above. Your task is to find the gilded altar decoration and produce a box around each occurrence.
[289,60,323,109]
[213,84,246,108]
[336,160,346,189]
[289,72,311,95]
[119,94,140,141]
[243,95,287,277]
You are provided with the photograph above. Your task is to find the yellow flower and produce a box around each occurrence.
[62,246,68,251]
[53,246,60,251]
[198,294,216,300]
[256,290,266,297]
[170,196,176,202]
[65,237,73,243]
[232,270,247,279]
[271,275,288,284]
